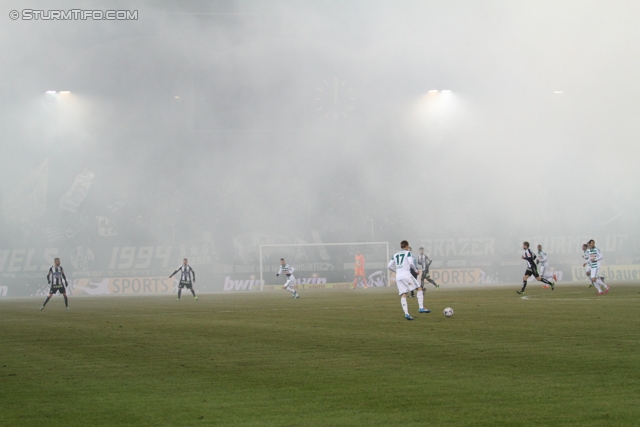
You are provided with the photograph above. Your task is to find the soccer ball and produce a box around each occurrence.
[443,307,454,317]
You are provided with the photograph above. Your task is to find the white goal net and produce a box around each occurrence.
[258,242,390,291]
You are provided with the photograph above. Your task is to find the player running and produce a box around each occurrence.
[582,243,593,287]
[417,246,439,291]
[517,242,555,294]
[40,258,69,310]
[169,258,198,301]
[277,258,299,299]
[587,240,610,295]
[582,243,605,288]
[352,251,368,289]
[388,240,431,320]
[409,246,419,297]
[536,245,557,288]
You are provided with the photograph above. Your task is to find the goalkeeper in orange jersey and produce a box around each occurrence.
[352,251,368,289]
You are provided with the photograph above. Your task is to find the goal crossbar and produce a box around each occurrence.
[258,242,390,290]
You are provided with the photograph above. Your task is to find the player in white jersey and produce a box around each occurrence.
[582,242,605,288]
[388,240,431,320]
[169,258,198,301]
[408,246,419,297]
[277,258,299,299]
[581,243,593,287]
[587,240,609,295]
[536,245,557,287]
[40,258,69,310]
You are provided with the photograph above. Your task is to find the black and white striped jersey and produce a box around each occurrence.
[416,253,431,270]
[47,266,67,286]
[523,249,537,268]
[171,265,195,282]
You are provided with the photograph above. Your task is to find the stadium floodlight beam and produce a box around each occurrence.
[174,96,180,99]
[46,91,56,94]
[554,91,563,94]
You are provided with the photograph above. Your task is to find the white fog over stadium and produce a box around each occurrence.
[1,0,639,296]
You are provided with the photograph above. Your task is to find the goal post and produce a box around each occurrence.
[258,242,390,291]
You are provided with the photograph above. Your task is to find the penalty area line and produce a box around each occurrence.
[520,295,640,301]
[0,304,399,322]
[216,304,394,313]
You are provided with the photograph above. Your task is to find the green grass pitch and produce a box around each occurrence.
[1,285,639,426]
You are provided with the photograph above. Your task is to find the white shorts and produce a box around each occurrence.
[412,276,421,289]
[590,268,599,280]
[538,265,546,277]
[396,278,419,296]
[283,275,296,288]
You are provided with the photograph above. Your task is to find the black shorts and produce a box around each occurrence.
[49,285,66,294]
[525,266,539,278]
[178,280,193,289]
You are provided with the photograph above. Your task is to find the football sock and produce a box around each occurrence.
[178,289,182,299]
[42,296,51,307]
[190,289,196,297]
[63,295,68,307]
[540,277,552,285]
[428,278,438,287]
[286,287,295,294]
[400,297,409,316]
[593,281,602,292]
[521,281,527,292]
[596,278,607,289]
[417,290,424,310]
